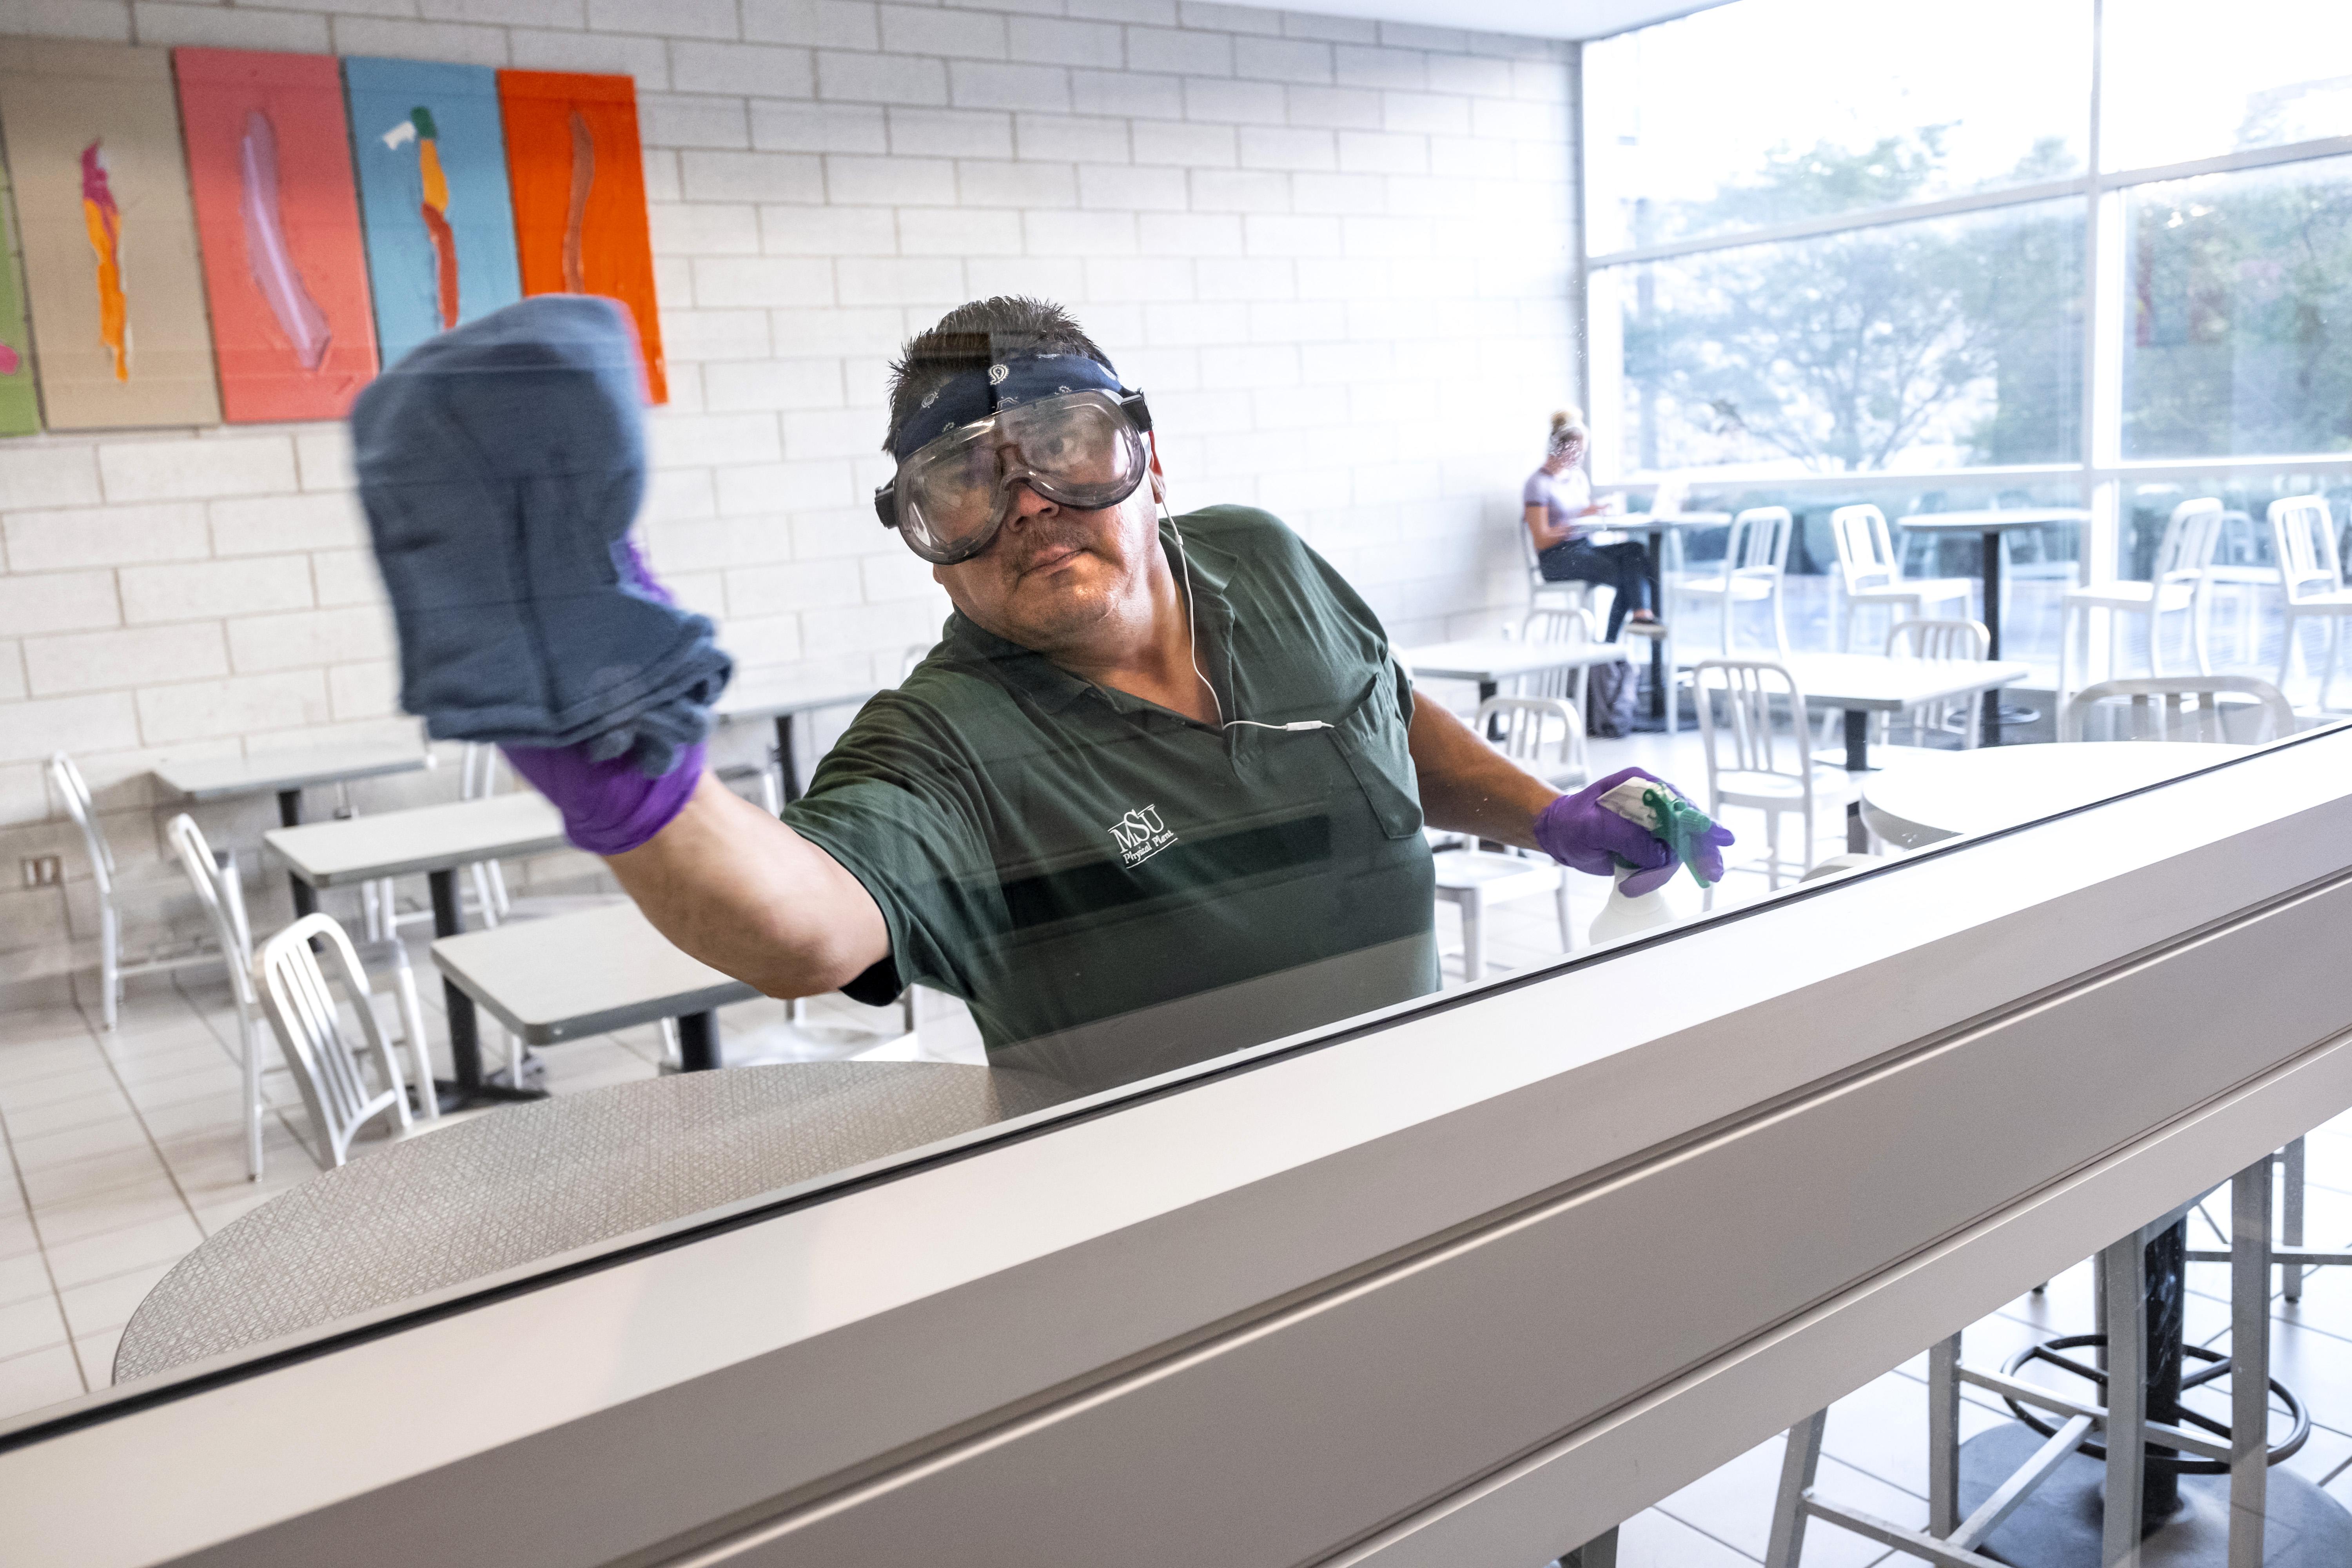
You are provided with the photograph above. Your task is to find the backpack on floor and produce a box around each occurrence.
[1586,659,1637,738]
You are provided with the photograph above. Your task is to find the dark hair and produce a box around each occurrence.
[883,296,1115,454]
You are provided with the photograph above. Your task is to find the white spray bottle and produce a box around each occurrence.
[1585,778,1696,946]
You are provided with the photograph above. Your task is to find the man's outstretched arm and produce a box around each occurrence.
[605,772,891,1000]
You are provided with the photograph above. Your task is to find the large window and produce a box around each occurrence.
[1584,0,2352,685]
[1609,200,2083,475]
[2123,155,2352,459]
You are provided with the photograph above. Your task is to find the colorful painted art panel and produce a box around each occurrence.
[0,39,220,429]
[497,71,666,404]
[0,145,41,434]
[175,48,379,424]
[344,56,521,372]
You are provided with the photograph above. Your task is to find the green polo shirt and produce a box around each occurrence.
[783,505,1438,1091]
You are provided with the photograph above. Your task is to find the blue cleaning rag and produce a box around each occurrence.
[353,296,730,776]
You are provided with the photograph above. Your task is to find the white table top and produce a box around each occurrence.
[265,793,568,887]
[154,743,433,801]
[1860,740,2244,848]
[1400,638,1633,683]
[1621,511,1734,529]
[715,686,880,723]
[1894,508,2092,531]
[432,901,759,1045]
[1695,652,2029,712]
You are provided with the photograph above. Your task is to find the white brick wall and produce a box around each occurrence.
[0,0,1578,1006]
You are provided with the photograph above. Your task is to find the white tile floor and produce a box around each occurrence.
[6,715,2348,1568]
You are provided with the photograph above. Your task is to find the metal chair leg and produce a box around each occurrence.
[2232,1153,2274,1568]
[2100,1234,2147,1566]
[1764,1408,1827,1568]
[1929,1332,1961,1538]
[2283,1137,2306,1303]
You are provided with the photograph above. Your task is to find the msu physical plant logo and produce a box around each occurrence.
[1108,803,1176,868]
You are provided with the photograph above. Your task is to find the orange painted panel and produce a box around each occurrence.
[175,48,379,422]
[496,70,665,404]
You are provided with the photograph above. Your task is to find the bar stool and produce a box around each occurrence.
[1764,1151,2352,1567]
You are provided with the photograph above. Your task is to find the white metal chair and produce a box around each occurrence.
[1513,606,1604,721]
[45,752,214,1031]
[1829,505,1973,652]
[254,914,419,1170]
[166,814,438,1178]
[1691,659,1850,897]
[1478,693,1589,791]
[1430,696,1582,982]
[2201,508,2276,669]
[1884,617,1991,750]
[2060,675,2296,744]
[2269,495,2352,709]
[1518,516,1595,617]
[1672,505,1793,658]
[2058,497,2223,704]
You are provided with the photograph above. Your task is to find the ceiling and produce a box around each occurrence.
[1263,0,1732,44]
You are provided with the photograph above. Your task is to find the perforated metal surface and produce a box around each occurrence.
[115,1062,1072,1383]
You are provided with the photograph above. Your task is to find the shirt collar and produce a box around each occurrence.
[941,516,1230,719]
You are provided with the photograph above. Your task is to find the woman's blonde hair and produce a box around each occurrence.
[1547,408,1587,457]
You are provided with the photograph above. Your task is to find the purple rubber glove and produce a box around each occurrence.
[1535,766,1731,897]
[619,535,676,607]
[501,739,705,856]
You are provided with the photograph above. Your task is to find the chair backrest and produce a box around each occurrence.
[1474,695,1587,781]
[1692,659,1813,788]
[1514,607,1599,701]
[255,913,413,1169]
[1726,506,1794,576]
[45,752,115,902]
[164,814,256,1009]
[2210,508,2267,569]
[1520,606,1598,646]
[1885,617,1989,663]
[1828,504,1897,592]
[2269,496,2342,601]
[2060,676,2296,744]
[2152,497,2224,582]
[459,742,504,801]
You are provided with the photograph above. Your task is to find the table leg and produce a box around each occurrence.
[1980,529,2003,746]
[1843,708,1871,853]
[676,1011,720,1072]
[277,789,316,918]
[774,714,802,806]
[1645,527,1667,722]
[1478,679,1499,738]
[428,867,542,1111]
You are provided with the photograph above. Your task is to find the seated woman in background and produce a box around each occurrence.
[1524,409,1655,641]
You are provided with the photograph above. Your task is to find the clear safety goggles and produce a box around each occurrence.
[874,389,1153,566]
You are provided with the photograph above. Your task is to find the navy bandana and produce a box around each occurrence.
[891,352,1128,461]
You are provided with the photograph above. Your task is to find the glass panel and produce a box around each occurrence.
[2120,154,2352,459]
[1583,0,2089,254]
[2103,0,2352,173]
[1601,200,2084,475]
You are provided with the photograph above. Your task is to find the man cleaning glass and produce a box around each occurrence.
[358,294,1728,1094]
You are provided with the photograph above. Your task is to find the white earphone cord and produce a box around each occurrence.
[1162,499,1331,735]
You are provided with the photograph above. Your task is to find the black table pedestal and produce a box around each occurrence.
[1974,527,2040,744]
[1955,1220,2352,1565]
[427,867,546,1112]
[675,1011,720,1072]
[276,789,316,918]
[1956,1423,2352,1566]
